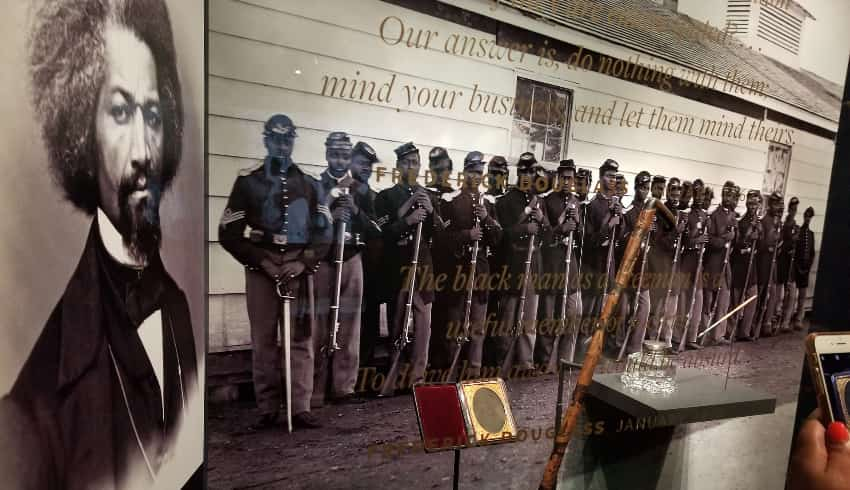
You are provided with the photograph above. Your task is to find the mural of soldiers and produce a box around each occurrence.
[312,132,377,406]
[675,179,709,351]
[219,114,331,430]
[374,142,441,390]
[776,196,800,333]
[753,192,784,338]
[434,151,502,378]
[731,190,762,340]
[700,181,738,345]
[617,171,653,354]
[793,206,816,330]
[535,159,582,372]
[492,152,550,372]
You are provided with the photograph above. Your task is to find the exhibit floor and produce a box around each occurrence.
[207,328,807,489]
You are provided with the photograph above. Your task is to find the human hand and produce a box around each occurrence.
[468,225,483,242]
[531,207,544,222]
[260,258,285,280]
[560,219,576,233]
[788,409,850,490]
[280,261,306,279]
[473,203,487,221]
[405,208,428,226]
[332,206,351,223]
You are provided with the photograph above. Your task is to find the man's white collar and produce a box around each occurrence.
[97,208,146,268]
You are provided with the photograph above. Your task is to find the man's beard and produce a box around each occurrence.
[118,170,162,264]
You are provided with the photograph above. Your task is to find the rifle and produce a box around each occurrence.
[656,210,686,341]
[379,188,426,396]
[755,219,782,338]
[600,196,621,312]
[324,181,353,359]
[559,196,578,363]
[446,192,484,382]
[500,197,540,378]
[275,278,295,433]
[677,214,707,353]
[699,222,735,346]
[617,217,652,362]
[539,198,676,490]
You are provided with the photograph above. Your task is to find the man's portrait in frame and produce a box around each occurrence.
[0,0,205,488]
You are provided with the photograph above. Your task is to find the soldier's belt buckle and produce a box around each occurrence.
[273,234,288,245]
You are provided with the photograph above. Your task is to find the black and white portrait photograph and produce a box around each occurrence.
[0,0,204,488]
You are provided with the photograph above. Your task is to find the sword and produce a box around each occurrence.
[275,278,295,433]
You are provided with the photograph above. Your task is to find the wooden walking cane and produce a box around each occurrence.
[538,198,675,490]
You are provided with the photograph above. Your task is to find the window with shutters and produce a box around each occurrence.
[509,77,573,167]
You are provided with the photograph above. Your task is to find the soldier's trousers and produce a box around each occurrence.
[617,289,651,355]
[246,269,314,416]
[794,284,809,327]
[312,254,363,405]
[492,292,539,371]
[732,284,759,338]
[776,282,798,331]
[648,288,678,346]
[677,283,703,344]
[534,291,582,371]
[443,294,488,377]
[701,287,731,342]
[754,282,781,337]
[388,290,432,385]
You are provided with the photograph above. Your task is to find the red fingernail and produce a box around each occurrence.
[827,422,849,445]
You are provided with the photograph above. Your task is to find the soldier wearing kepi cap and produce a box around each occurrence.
[486,156,509,197]
[776,196,801,332]
[731,190,762,340]
[426,146,454,196]
[348,141,385,365]
[432,151,503,378]
[647,176,686,344]
[492,152,550,373]
[616,171,653,355]
[535,159,583,371]
[753,191,784,338]
[219,114,332,430]
[675,179,709,351]
[792,206,816,330]
[699,180,738,345]
[312,132,378,406]
[583,159,624,342]
[374,142,441,392]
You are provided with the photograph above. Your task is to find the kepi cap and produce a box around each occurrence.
[394,142,419,159]
[352,141,379,163]
[263,114,297,137]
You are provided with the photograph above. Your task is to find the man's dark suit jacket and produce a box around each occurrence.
[0,223,199,489]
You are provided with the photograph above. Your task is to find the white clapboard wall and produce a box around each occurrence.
[208,0,834,351]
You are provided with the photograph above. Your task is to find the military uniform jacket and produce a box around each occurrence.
[583,193,625,290]
[680,207,709,277]
[219,159,332,272]
[541,190,583,293]
[317,170,381,262]
[646,200,682,287]
[435,189,503,301]
[757,214,782,285]
[777,218,800,284]
[374,183,442,303]
[0,223,198,489]
[495,188,551,294]
[794,225,816,287]
[731,212,760,290]
[704,206,737,290]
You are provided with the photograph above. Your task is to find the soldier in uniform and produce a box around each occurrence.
[703,186,714,212]
[219,114,332,430]
[731,190,762,341]
[675,179,709,351]
[647,177,686,344]
[424,147,454,368]
[535,159,582,372]
[753,192,784,338]
[583,159,624,340]
[793,206,816,330]
[434,151,503,378]
[575,167,594,340]
[492,152,550,372]
[349,142,384,367]
[700,181,738,345]
[776,197,800,333]
[617,171,653,354]
[312,133,377,406]
[481,156,509,368]
[374,142,441,388]
[679,180,693,210]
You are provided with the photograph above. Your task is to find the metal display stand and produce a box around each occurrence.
[554,364,776,489]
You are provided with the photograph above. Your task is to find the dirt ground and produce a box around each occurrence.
[207,329,807,489]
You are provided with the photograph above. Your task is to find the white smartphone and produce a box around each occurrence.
[807,332,850,425]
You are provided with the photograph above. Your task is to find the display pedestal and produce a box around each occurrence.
[556,368,776,489]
